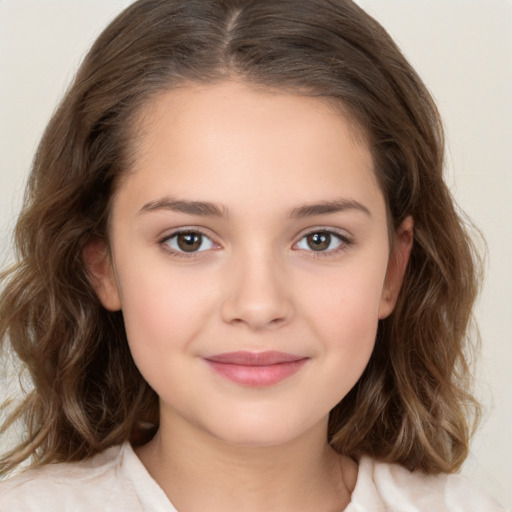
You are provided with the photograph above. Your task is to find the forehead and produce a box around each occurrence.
[115,80,383,218]
[135,80,369,162]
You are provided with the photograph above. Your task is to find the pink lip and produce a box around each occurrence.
[204,351,309,387]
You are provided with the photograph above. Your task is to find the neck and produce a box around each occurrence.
[135,409,357,512]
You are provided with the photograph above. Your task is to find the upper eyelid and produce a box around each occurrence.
[159,226,216,242]
[158,225,351,237]
[296,226,352,240]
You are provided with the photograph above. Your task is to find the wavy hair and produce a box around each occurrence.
[0,0,481,475]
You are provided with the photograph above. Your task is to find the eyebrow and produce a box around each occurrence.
[138,198,228,218]
[138,196,371,219]
[289,198,372,219]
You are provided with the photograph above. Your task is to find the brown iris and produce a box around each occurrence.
[306,232,331,251]
[177,232,203,252]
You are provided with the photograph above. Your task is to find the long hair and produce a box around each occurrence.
[0,0,481,475]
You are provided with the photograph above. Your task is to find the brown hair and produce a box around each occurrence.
[0,0,480,475]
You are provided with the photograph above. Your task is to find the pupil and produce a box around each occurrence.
[177,233,201,252]
[307,232,330,251]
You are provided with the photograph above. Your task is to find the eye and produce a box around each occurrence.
[296,230,347,253]
[162,230,216,254]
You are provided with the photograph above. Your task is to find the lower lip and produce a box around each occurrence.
[205,359,308,387]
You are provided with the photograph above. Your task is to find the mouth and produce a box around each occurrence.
[204,351,309,387]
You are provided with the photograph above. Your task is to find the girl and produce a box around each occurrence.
[0,0,507,510]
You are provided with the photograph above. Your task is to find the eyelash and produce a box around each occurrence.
[295,229,352,258]
[158,229,217,260]
[158,228,353,260]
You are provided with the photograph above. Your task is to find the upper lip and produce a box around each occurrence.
[205,351,307,366]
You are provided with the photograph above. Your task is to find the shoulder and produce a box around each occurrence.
[0,444,127,512]
[348,456,508,512]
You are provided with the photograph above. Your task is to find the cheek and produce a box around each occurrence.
[302,261,386,339]
[115,262,217,364]
[290,279,382,423]
[298,258,387,386]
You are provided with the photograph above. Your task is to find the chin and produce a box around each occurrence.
[204,411,320,449]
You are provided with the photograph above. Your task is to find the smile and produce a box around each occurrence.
[204,351,309,387]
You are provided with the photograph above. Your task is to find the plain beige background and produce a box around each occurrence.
[0,0,511,507]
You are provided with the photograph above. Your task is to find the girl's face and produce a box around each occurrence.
[87,81,412,447]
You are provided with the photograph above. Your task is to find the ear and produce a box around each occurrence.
[83,239,122,311]
[378,216,414,319]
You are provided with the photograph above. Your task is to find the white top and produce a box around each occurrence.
[0,442,507,511]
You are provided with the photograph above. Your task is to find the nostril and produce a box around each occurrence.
[222,304,292,330]
[220,269,294,330]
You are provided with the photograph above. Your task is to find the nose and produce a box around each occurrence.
[221,250,294,331]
